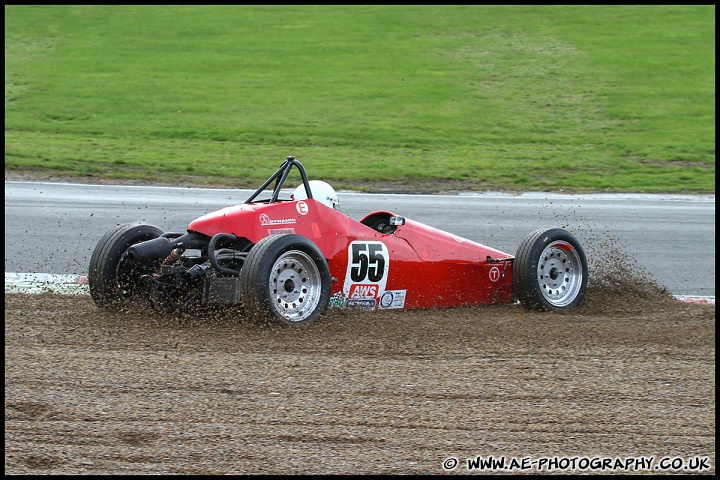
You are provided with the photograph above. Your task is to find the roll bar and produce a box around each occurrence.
[244,156,312,204]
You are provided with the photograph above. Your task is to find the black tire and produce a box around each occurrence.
[513,228,588,311]
[239,234,331,326]
[88,223,164,309]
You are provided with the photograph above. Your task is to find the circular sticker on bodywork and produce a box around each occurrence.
[296,201,308,215]
[379,290,407,309]
[489,266,501,282]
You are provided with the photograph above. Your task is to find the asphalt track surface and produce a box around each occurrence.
[3,181,715,297]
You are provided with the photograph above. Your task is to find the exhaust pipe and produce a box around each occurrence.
[127,237,173,263]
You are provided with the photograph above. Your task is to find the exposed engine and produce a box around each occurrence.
[124,232,253,312]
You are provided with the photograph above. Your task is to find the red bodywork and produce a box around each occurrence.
[188,198,515,310]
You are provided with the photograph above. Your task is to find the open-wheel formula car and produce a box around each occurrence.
[89,156,588,326]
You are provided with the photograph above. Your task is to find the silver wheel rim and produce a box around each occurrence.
[269,250,322,323]
[537,240,583,308]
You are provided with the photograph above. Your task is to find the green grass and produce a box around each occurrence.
[4,5,715,193]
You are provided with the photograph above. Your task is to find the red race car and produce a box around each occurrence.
[89,156,588,326]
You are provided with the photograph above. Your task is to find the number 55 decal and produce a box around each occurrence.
[343,241,390,297]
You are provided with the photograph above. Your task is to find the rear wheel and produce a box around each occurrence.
[88,223,163,309]
[513,228,588,311]
[239,234,331,326]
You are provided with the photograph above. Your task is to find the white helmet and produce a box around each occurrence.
[293,180,340,210]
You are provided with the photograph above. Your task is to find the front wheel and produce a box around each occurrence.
[239,234,331,326]
[513,228,588,311]
[88,223,164,310]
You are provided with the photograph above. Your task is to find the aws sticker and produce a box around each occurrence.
[348,283,380,299]
[343,241,390,298]
[378,290,406,309]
